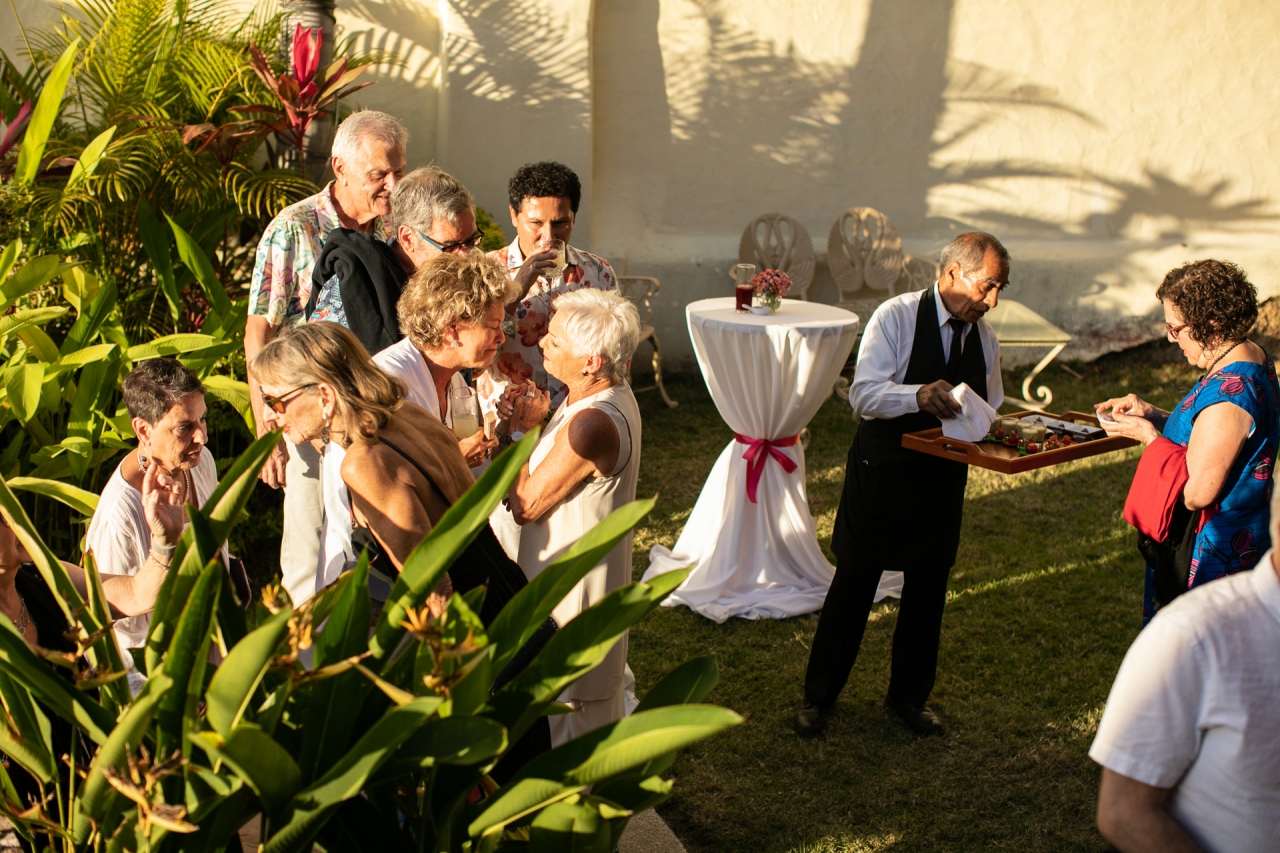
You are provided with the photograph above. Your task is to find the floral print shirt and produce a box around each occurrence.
[477,238,617,410]
[248,182,392,327]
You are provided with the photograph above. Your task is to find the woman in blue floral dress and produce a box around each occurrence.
[1096,260,1279,624]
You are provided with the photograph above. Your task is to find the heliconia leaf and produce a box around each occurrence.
[527,799,613,853]
[14,40,79,187]
[60,276,117,356]
[486,497,656,676]
[126,333,218,362]
[71,674,174,843]
[146,432,275,671]
[190,724,302,817]
[3,363,44,423]
[378,715,508,778]
[166,214,232,320]
[0,307,67,339]
[79,552,130,711]
[633,656,720,713]
[0,240,20,284]
[0,256,63,310]
[0,620,113,745]
[64,125,117,190]
[370,430,538,662]
[5,476,99,515]
[487,570,690,741]
[154,557,223,759]
[205,609,292,737]
[263,697,442,853]
[469,705,741,840]
[297,556,369,784]
[16,326,60,363]
[202,374,255,432]
[50,342,116,372]
[0,672,56,784]
[137,199,181,326]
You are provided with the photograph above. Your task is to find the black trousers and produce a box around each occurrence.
[803,435,965,708]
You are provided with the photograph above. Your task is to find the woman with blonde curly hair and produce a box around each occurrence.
[1097,259,1280,622]
[374,251,549,469]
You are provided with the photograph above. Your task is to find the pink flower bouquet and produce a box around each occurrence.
[751,269,793,312]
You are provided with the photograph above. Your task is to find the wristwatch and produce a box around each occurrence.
[498,429,525,449]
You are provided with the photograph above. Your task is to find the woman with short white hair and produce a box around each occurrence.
[496,288,643,744]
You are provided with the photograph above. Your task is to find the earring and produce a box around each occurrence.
[581,368,588,376]
[451,340,463,348]
[321,415,332,446]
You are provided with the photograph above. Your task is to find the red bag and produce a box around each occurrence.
[1123,437,1189,541]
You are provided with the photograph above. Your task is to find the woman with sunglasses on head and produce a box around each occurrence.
[307,167,488,356]
[1096,260,1279,623]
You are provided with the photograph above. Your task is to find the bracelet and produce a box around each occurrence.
[151,542,176,558]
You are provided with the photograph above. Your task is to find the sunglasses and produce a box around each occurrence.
[261,384,316,414]
[417,228,485,254]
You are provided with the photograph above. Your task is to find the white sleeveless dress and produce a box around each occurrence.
[498,383,641,744]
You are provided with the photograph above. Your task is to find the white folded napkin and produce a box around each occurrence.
[941,382,999,442]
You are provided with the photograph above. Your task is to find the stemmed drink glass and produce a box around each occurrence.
[734,263,756,313]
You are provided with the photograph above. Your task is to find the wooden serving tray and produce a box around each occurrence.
[901,410,1140,474]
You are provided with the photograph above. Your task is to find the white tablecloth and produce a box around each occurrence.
[643,298,859,622]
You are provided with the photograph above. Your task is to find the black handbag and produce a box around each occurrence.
[1136,501,1199,608]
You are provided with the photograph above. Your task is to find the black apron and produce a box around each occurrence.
[833,287,989,569]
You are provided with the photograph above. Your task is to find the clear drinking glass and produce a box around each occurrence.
[449,385,481,439]
[734,263,756,312]
[539,238,567,280]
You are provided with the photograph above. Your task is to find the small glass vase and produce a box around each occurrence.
[759,293,782,313]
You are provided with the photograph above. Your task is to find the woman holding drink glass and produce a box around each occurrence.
[373,251,548,469]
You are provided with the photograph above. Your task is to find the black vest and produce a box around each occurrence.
[857,286,989,459]
[835,288,990,563]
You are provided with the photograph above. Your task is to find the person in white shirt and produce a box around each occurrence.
[1089,486,1280,853]
[795,232,1009,737]
[85,358,226,690]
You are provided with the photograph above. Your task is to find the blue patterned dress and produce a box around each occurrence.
[1143,357,1280,623]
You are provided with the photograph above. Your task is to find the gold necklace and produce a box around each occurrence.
[1204,340,1243,378]
[12,591,29,635]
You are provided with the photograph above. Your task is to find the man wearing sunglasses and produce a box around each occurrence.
[307,166,484,355]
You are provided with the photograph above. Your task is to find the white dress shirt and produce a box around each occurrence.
[372,337,466,427]
[849,286,1003,420]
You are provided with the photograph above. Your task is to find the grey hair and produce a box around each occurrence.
[331,110,408,164]
[391,167,475,234]
[938,232,1010,277]
[554,289,641,384]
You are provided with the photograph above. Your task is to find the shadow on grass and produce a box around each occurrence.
[625,361,1195,853]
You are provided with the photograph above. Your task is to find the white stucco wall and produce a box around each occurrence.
[6,0,1279,369]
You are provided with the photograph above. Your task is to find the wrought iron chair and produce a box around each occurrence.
[737,213,816,300]
[617,275,678,409]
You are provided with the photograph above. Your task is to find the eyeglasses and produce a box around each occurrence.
[417,228,485,254]
[1166,321,1189,340]
[261,384,316,414]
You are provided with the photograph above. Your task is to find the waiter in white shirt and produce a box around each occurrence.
[795,232,1009,737]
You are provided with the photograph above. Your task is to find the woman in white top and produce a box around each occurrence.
[499,288,643,745]
[372,251,545,468]
[84,358,224,688]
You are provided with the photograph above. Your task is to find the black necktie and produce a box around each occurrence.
[946,318,967,382]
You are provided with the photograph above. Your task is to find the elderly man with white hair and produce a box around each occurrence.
[493,288,643,745]
[244,109,406,606]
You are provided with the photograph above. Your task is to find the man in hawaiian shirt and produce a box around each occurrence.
[244,110,406,606]
[480,161,618,416]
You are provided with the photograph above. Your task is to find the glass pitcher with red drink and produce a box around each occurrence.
[734,263,755,312]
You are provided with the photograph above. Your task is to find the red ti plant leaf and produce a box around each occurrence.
[291,24,322,85]
[0,100,33,159]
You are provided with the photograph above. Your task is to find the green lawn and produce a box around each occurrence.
[625,354,1199,853]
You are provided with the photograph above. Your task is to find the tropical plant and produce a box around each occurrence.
[0,238,253,554]
[0,0,386,337]
[0,429,739,852]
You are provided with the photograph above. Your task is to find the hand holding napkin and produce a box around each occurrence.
[941,382,999,442]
